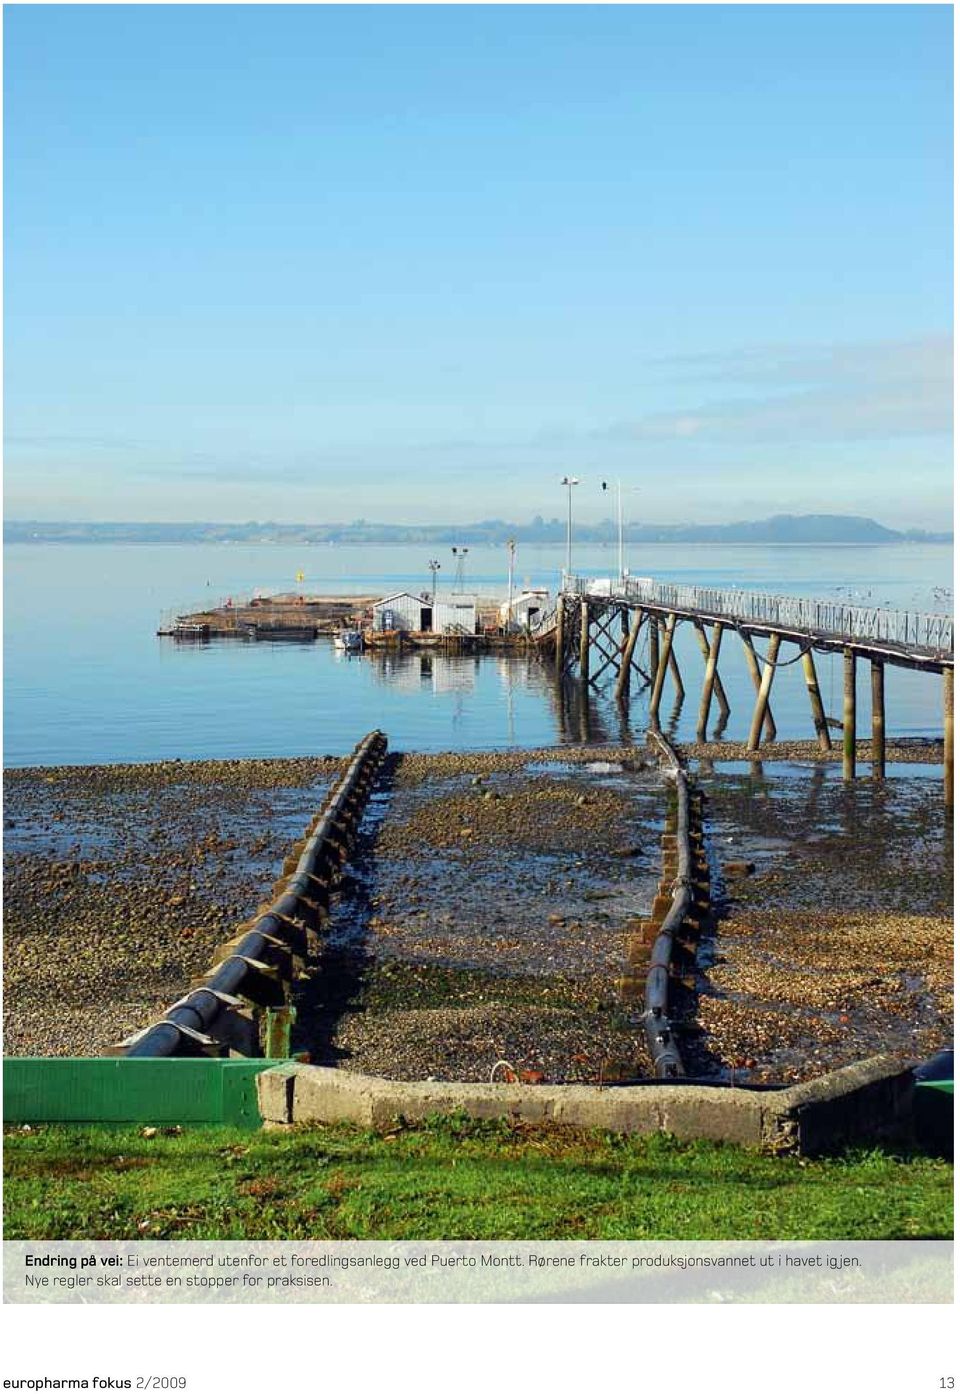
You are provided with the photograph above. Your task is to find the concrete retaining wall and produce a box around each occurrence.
[257,1054,915,1155]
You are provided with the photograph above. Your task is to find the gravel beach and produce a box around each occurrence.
[691,760,952,1082]
[293,747,665,1082]
[3,742,952,1086]
[683,738,944,765]
[3,757,343,1055]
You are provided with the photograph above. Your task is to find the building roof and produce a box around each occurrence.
[373,590,477,608]
[373,591,428,607]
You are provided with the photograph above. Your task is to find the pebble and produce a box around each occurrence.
[691,766,951,1083]
[3,756,339,1056]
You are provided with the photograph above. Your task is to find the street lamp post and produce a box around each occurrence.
[451,547,469,593]
[602,479,625,582]
[506,538,516,632]
[428,559,441,602]
[560,476,579,576]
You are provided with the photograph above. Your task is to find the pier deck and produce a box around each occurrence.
[554,573,954,800]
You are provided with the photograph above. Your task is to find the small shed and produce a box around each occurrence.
[499,587,551,632]
[432,594,477,635]
[372,590,477,635]
[372,591,433,633]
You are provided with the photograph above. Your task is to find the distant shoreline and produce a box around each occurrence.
[4,536,953,548]
[1,538,953,549]
[3,510,954,548]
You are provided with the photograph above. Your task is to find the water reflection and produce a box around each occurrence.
[550,678,650,748]
[712,705,731,741]
[4,539,951,766]
[367,649,480,695]
[664,693,685,739]
[803,763,828,822]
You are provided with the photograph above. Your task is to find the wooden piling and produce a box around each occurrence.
[746,634,781,751]
[870,659,885,781]
[801,648,831,752]
[742,632,776,741]
[554,598,565,678]
[666,636,685,702]
[648,614,677,730]
[648,611,659,688]
[695,622,723,742]
[945,666,954,808]
[579,600,590,685]
[615,610,643,703]
[693,621,731,719]
[842,648,856,781]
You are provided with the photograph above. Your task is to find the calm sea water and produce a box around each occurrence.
[3,542,952,767]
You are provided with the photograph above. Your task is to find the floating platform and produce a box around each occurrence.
[159,591,548,654]
[158,593,379,639]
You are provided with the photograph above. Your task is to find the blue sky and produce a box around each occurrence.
[3,4,953,528]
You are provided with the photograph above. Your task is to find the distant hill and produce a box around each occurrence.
[636,514,906,544]
[3,514,952,546]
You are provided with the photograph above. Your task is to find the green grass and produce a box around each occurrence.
[4,1116,952,1241]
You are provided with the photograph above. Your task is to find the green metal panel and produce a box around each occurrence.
[2,1058,277,1129]
[219,1061,273,1127]
[916,1080,953,1095]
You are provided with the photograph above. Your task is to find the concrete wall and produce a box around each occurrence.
[257,1055,916,1156]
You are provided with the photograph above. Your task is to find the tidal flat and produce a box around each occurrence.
[2,744,951,1086]
[688,758,952,1084]
[300,748,665,1082]
[2,757,343,1055]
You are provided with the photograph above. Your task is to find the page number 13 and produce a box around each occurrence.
[939,1381,955,1389]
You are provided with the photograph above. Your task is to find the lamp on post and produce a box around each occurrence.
[602,479,625,583]
[428,559,441,602]
[451,547,469,593]
[506,538,516,633]
[560,475,579,577]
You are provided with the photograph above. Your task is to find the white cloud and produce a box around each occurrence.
[610,333,952,444]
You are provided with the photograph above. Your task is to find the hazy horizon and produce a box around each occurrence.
[4,6,952,530]
[2,510,952,539]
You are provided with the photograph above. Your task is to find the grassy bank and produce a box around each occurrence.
[4,1117,952,1241]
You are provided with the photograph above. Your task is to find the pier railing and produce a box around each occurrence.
[561,574,953,658]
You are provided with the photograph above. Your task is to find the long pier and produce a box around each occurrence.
[550,574,954,802]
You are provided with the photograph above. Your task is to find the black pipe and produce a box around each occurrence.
[642,730,697,1079]
[125,730,387,1058]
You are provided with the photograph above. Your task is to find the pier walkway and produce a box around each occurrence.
[550,573,954,800]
